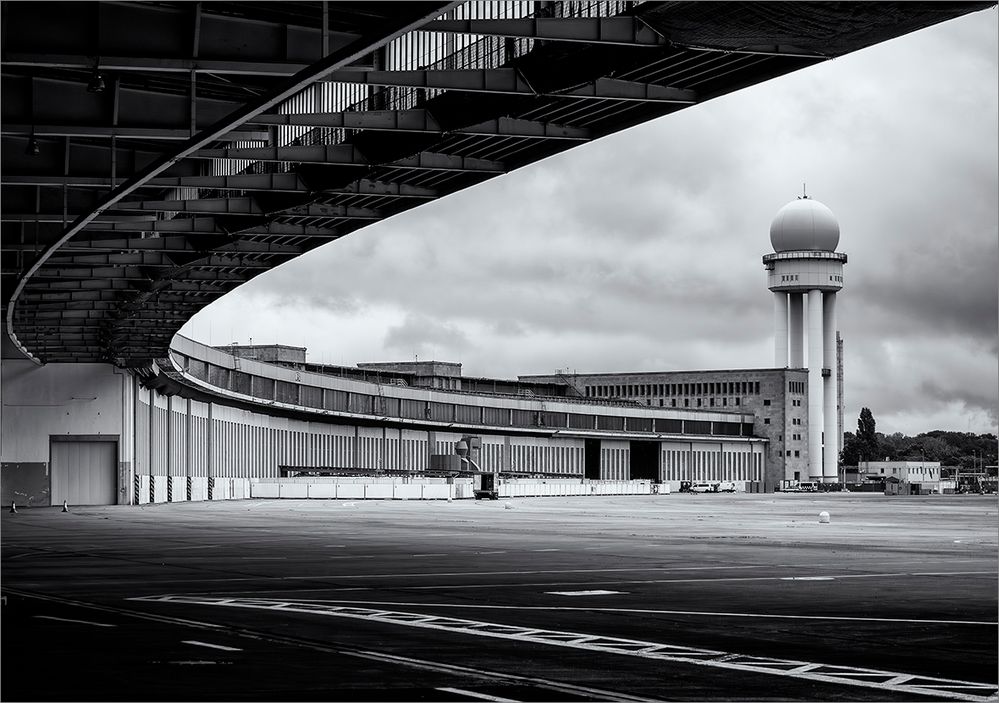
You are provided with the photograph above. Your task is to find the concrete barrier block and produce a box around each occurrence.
[137,475,150,505]
[365,484,393,499]
[152,476,168,503]
[308,483,336,499]
[336,484,364,499]
[421,484,449,500]
[168,476,187,502]
[190,477,208,501]
[251,482,279,499]
[214,479,231,501]
[279,482,308,499]
[393,485,420,500]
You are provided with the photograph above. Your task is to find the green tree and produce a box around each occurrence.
[856,407,879,462]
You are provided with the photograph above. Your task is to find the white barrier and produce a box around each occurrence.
[168,476,187,502]
[190,477,208,502]
[152,476,167,503]
[364,484,393,499]
[137,475,150,504]
[279,482,308,499]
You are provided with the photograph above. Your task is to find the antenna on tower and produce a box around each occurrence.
[801,182,808,199]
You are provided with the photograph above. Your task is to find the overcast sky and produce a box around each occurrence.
[181,8,999,437]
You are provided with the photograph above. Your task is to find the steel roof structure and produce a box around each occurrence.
[2,1,990,367]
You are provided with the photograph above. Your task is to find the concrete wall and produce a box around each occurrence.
[1,361,131,506]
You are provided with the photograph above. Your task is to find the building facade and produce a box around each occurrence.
[522,368,817,490]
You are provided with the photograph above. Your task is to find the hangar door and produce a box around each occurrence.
[50,439,117,506]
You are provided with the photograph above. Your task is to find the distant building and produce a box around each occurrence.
[859,460,941,487]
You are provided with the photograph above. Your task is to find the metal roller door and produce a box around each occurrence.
[50,440,117,506]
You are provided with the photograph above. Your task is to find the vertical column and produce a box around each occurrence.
[807,289,824,482]
[788,294,804,367]
[774,292,788,367]
[823,292,838,483]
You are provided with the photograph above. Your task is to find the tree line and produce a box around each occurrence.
[840,407,997,469]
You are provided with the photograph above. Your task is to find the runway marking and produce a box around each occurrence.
[780,576,834,581]
[182,640,242,652]
[531,549,561,552]
[436,687,519,702]
[475,551,507,555]
[137,596,998,702]
[33,615,116,628]
[546,590,626,596]
[6,588,655,703]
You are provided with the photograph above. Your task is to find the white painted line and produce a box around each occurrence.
[780,577,835,581]
[145,597,998,703]
[475,551,507,555]
[33,615,116,628]
[435,687,519,702]
[546,590,626,596]
[182,640,242,652]
[214,598,996,627]
[160,544,221,551]
[413,554,448,557]
[531,549,561,552]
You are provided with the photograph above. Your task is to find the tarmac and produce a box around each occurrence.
[2,492,996,701]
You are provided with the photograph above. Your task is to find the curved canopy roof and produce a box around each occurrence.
[2,1,990,366]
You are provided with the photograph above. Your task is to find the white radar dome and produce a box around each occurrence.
[770,197,840,252]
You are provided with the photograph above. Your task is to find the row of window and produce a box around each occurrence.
[586,380,762,399]
[789,381,805,394]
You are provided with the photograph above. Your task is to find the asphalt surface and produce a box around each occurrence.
[2,493,996,702]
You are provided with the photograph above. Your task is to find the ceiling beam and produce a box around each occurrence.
[428,16,667,47]
[195,144,506,173]
[319,67,697,103]
[0,124,271,141]
[247,109,591,140]
[113,198,383,219]
[3,53,317,76]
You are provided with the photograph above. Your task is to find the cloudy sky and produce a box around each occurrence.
[181,8,998,437]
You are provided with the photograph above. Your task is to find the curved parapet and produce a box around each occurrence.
[162,335,757,441]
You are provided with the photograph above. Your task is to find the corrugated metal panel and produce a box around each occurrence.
[50,440,117,506]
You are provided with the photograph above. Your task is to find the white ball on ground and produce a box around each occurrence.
[818,511,831,523]
[504,502,513,510]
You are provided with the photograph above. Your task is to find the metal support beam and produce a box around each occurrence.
[428,16,667,47]
[319,67,697,103]
[195,145,506,173]
[247,109,590,140]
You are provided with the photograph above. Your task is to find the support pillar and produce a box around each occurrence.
[789,293,804,368]
[807,289,824,482]
[823,292,838,483]
[774,292,788,367]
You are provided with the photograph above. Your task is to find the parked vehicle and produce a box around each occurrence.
[690,482,719,493]
[717,481,737,493]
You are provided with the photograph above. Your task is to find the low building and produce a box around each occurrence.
[859,460,941,487]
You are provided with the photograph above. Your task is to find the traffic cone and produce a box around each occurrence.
[9,502,16,514]
[62,500,69,513]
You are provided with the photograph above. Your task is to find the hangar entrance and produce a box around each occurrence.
[630,441,660,481]
[584,439,601,479]
[50,438,117,506]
